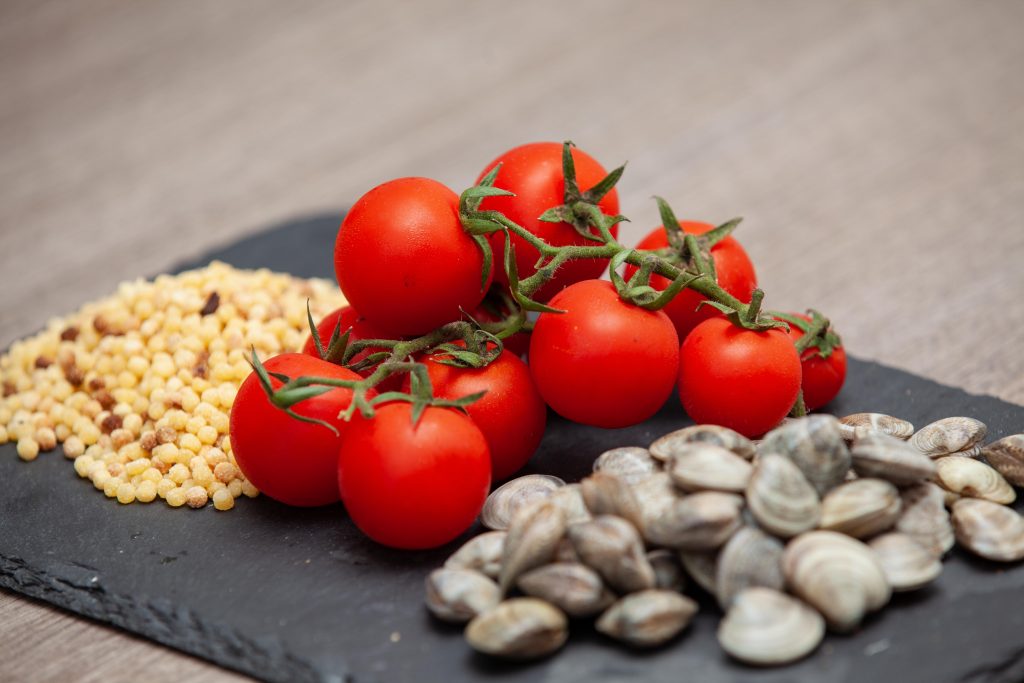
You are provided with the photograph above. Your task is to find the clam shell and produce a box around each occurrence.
[631,472,683,531]
[934,456,1016,505]
[465,598,568,660]
[553,536,580,564]
[782,530,891,632]
[580,472,644,529]
[568,515,656,594]
[643,491,744,551]
[951,498,1024,562]
[596,589,698,648]
[868,532,942,591]
[895,483,954,557]
[910,417,987,458]
[650,425,756,461]
[718,587,825,666]
[593,447,660,484]
[444,530,506,579]
[516,562,615,618]
[667,443,754,493]
[981,435,1024,487]
[760,415,851,496]
[425,568,501,623]
[838,413,914,441]
[481,474,565,531]
[953,444,983,458]
[819,478,902,539]
[547,483,592,524]
[746,454,821,539]
[679,550,719,595]
[647,549,686,592]
[715,527,785,609]
[499,501,567,592]
[850,433,936,486]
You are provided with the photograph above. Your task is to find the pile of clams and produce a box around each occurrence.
[424,413,1024,667]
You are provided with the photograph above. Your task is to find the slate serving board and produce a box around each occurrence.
[2,214,1023,683]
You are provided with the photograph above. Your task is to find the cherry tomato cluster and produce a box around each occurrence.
[228,141,847,550]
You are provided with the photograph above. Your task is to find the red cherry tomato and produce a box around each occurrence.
[626,223,757,341]
[780,313,848,410]
[334,177,492,336]
[337,403,491,549]
[229,353,369,507]
[407,343,547,482]
[678,317,801,438]
[477,143,619,302]
[529,280,679,429]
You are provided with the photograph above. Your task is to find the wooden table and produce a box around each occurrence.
[2,1,1022,680]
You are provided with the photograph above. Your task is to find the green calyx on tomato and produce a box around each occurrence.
[468,285,532,357]
[609,247,705,310]
[653,196,743,277]
[534,141,629,244]
[770,309,843,359]
[698,288,789,333]
[425,325,505,370]
[305,301,354,365]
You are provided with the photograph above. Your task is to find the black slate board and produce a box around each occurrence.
[3,214,1024,683]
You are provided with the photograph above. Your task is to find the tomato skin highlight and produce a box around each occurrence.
[334,177,492,336]
[477,142,619,302]
[410,345,547,482]
[229,353,368,507]
[337,403,492,550]
[781,313,848,410]
[627,223,757,341]
[678,317,802,438]
[529,279,680,429]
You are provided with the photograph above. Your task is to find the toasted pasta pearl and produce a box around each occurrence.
[0,263,345,510]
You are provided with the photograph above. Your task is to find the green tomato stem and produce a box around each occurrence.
[261,140,836,429]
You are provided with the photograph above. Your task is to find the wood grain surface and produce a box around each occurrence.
[1,0,1022,681]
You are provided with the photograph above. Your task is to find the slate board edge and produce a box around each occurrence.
[4,212,1024,683]
[0,555,320,683]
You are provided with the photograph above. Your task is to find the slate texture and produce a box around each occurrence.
[2,214,1023,683]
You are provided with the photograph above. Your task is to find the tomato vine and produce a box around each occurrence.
[253,141,830,426]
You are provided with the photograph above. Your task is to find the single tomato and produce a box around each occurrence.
[337,403,491,549]
[477,142,619,302]
[678,317,801,438]
[529,279,679,429]
[229,353,369,507]
[627,222,757,341]
[779,312,847,410]
[407,343,546,481]
[334,177,492,336]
